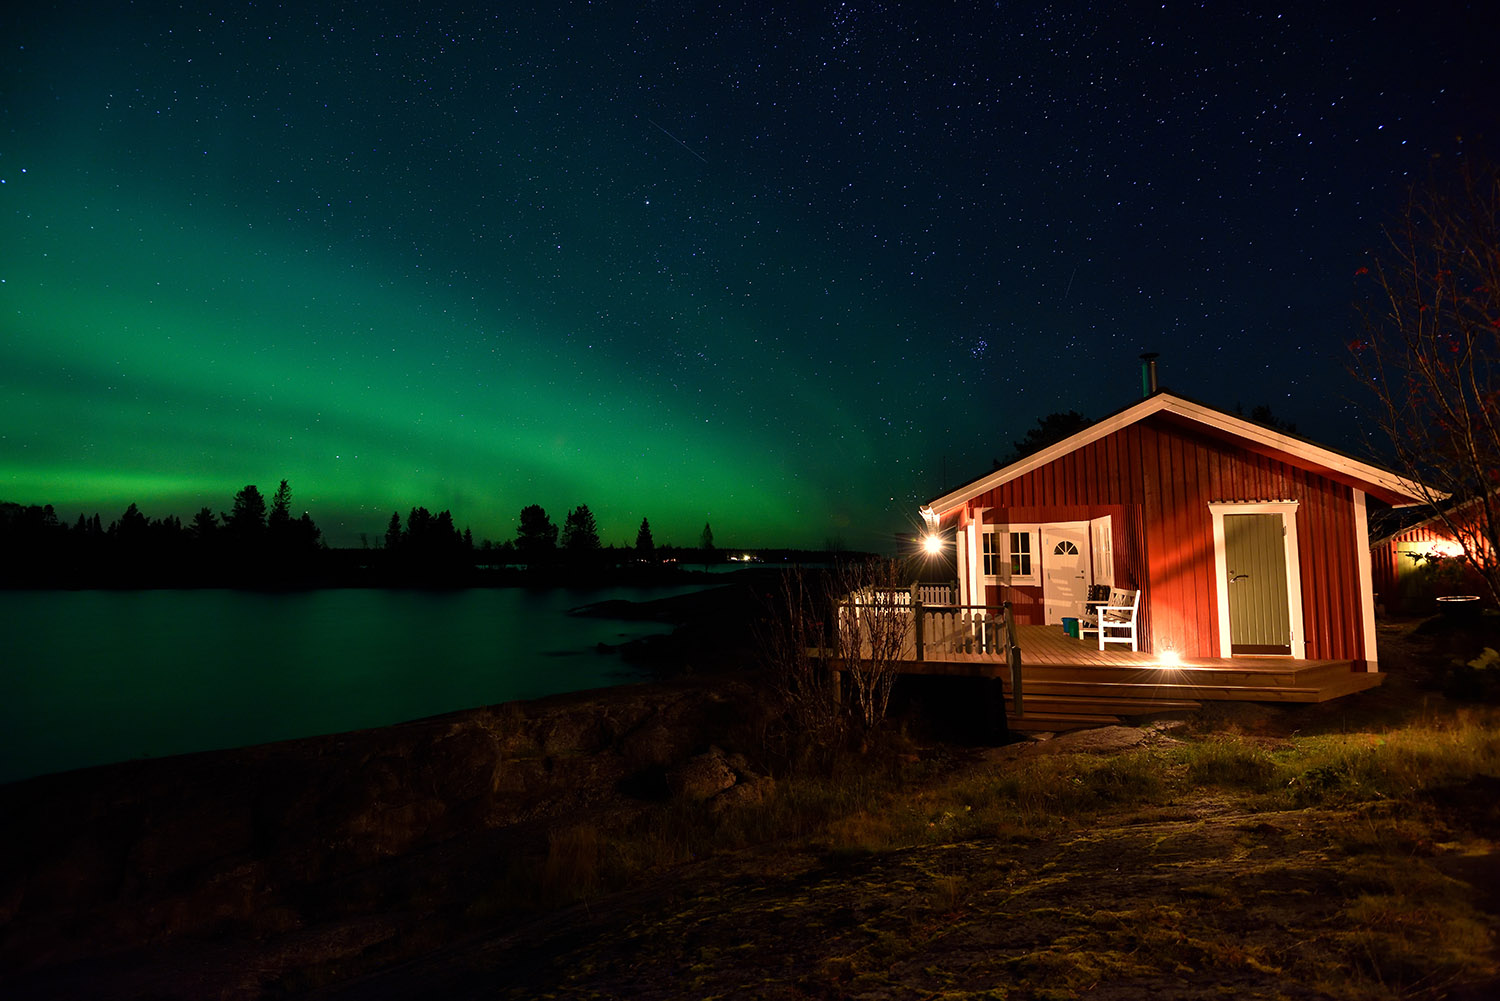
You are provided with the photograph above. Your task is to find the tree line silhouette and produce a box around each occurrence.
[1,484,721,588]
[1,481,324,587]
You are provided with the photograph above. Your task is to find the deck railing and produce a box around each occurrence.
[849,583,958,608]
[837,585,1024,715]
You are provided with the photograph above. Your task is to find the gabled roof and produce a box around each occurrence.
[922,391,1429,518]
[1368,504,1439,545]
[1368,490,1493,547]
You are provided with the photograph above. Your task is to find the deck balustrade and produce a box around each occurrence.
[837,585,1024,714]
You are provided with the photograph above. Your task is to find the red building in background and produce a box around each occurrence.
[1370,500,1494,615]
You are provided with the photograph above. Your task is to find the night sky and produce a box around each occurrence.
[3,3,1493,549]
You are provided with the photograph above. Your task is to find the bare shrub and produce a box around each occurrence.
[755,567,847,756]
[832,558,912,734]
[756,559,916,758]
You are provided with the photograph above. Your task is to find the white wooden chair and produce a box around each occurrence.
[1095,587,1141,652]
[1077,585,1112,644]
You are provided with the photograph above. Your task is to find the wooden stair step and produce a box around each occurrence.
[1010,696,1201,716]
[999,678,1361,704]
[1289,662,1376,686]
[1304,671,1385,700]
[898,659,1372,697]
[1021,665,1310,688]
[1022,656,1323,673]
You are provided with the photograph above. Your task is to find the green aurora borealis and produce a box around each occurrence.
[2,5,894,548]
[3,3,1491,548]
[4,160,828,546]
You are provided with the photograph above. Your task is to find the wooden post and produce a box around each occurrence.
[983,676,1009,744]
[1004,600,1023,717]
[913,596,925,661]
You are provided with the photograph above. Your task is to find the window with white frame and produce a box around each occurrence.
[1009,526,1039,583]
[1010,531,1032,578]
[981,524,1039,583]
[982,529,1000,577]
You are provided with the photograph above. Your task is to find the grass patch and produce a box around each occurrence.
[1332,889,1493,995]
[893,710,1500,846]
[472,705,1500,997]
[541,823,603,901]
[1275,712,1500,807]
[1182,735,1285,791]
[579,707,1500,880]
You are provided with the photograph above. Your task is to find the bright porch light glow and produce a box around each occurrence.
[1158,649,1182,667]
[923,534,943,555]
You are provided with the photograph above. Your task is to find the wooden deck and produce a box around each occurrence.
[914,623,1377,696]
[838,614,1383,733]
[919,625,1381,732]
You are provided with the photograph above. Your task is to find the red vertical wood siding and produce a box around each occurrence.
[1371,537,1398,610]
[961,415,1367,660]
[1371,521,1488,613]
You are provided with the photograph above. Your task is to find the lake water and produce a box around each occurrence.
[0,585,707,784]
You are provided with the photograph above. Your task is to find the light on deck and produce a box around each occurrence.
[1158,649,1182,667]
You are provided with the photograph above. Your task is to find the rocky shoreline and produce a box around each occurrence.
[570,570,780,673]
[0,673,775,1000]
[1,576,787,1000]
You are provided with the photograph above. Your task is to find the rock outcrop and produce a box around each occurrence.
[0,676,762,1000]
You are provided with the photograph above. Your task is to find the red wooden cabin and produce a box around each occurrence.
[921,392,1425,671]
[1370,501,1493,614]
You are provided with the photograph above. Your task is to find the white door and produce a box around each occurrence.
[1041,522,1090,624]
[1225,513,1293,654]
[1210,501,1306,659]
[1089,514,1114,587]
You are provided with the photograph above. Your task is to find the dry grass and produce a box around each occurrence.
[410,617,1500,997]
[1275,709,1500,807]
[462,662,1500,999]
[540,823,603,902]
[525,706,1500,883]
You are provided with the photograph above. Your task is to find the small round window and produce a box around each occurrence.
[1053,541,1079,555]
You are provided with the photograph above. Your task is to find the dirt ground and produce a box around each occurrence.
[308,621,1500,1001]
[308,793,1498,1001]
[3,613,1498,1000]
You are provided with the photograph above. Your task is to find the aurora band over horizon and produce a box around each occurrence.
[2,162,863,549]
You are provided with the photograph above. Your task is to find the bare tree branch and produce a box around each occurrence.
[833,558,912,733]
[755,568,846,755]
[1352,156,1500,604]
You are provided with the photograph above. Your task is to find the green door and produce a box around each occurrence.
[1224,513,1292,655]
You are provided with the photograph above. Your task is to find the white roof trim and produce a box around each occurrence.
[925,392,1428,516]
[1368,490,1490,546]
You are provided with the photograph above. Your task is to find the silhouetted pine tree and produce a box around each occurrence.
[562,505,601,551]
[516,505,558,562]
[224,485,267,544]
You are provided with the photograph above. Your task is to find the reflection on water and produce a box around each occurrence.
[0,585,702,783]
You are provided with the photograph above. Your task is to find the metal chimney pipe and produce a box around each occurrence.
[1139,352,1159,397]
